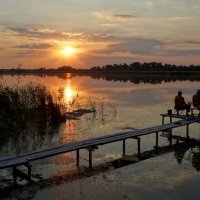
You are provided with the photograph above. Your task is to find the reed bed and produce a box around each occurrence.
[0,83,65,139]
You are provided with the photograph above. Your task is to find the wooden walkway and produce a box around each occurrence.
[0,115,199,183]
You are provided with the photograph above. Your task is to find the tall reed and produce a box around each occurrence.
[0,83,65,139]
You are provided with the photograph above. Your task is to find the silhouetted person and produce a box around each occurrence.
[174,90,190,115]
[192,89,200,116]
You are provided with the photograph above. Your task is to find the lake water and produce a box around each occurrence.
[0,74,200,200]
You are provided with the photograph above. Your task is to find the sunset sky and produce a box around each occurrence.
[0,0,200,68]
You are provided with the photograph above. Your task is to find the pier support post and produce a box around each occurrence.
[88,146,92,168]
[155,131,159,148]
[123,139,126,155]
[76,149,80,167]
[137,137,141,155]
[169,129,172,147]
[186,124,189,139]
[162,116,165,125]
[170,116,172,123]
[162,116,165,135]
[25,163,32,184]
[132,137,140,155]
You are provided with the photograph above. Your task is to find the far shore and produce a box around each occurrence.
[1,69,200,76]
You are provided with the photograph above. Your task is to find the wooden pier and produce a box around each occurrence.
[0,114,199,184]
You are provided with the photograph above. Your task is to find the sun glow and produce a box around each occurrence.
[63,47,75,56]
[53,43,85,66]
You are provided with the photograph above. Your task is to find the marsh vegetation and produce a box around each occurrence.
[0,83,67,141]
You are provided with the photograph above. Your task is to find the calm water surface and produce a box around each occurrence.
[0,74,200,200]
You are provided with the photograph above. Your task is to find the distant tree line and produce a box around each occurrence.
[90,62,200,72]
[1,62,200,74]
[0,65,79,74]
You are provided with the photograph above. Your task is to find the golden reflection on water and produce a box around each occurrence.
[64,79,74,105]
[61,77,80,143]
[64,84,72,104]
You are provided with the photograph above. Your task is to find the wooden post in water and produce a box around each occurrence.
[137,137,141,155]
[169,129,172,146]
[76,149,80,167]
[155,131,159,148]
[88,146,92,168]
[162,116,165,125]
[170,116,172,123]
[186,124,189,139]
[123,139,126,155]
[170,115,173,137]
[162,115,165,135]
[26,163,32,184]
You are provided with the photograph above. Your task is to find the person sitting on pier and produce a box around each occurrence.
[174,90,190,115]
[192,89,200,116]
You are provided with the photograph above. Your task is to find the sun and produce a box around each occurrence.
[63,47,75,56]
